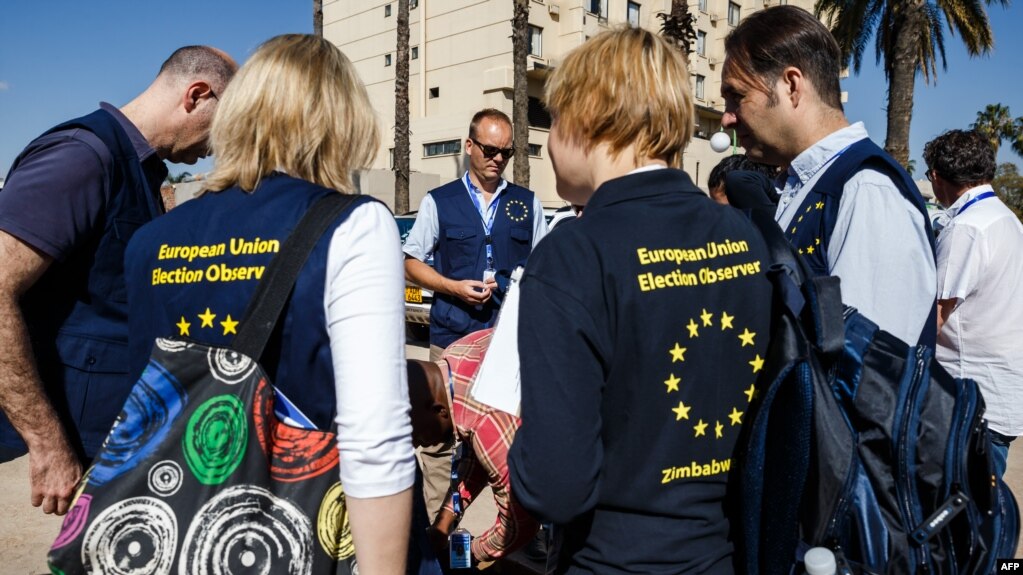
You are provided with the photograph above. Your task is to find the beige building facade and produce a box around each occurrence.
[323,0,812,209]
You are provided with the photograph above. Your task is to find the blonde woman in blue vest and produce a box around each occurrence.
[124,35,414,575]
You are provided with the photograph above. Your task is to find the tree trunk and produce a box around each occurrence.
[884,4,924,167]
[511,0,530,189]
[394,0,411,214]
[313,0,323,36]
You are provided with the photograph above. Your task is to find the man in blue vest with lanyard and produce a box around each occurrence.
[720,6,937,347]
[0,46,237,516]
[403,108,547,518]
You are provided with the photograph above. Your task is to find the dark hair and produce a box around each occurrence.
[708,154,778,190]
[724,6,843,110]
[158,45,236,89]
[923,130,996,187]
[468,108,512,139]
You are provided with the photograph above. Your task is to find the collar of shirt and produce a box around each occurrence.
[461,171,508,229]
[943,183,996,219]
[100,102,161,164]
[587,168,702,214]
[626,164,668,175]
[775,121,868,217]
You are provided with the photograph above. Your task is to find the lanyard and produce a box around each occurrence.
[955,191,995,217]
[464,173,499,268]
[447,362,464,516]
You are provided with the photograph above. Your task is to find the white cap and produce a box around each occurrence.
[804,547,837,575]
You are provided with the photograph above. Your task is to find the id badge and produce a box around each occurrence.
[449,527,472,569]
[483,268,496,283]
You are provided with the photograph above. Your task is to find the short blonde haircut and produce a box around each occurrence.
[205,34,378,193]
[544,27,694,168]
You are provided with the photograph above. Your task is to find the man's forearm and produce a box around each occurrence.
[404,256,451,295]
[0,295,70,450]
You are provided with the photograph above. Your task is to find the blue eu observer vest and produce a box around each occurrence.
[783,138,937,347]
[0,109,164,458]
[429,180,536,349]
[124,175,373,430]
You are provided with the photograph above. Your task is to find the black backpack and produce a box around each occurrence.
[738,207,1019,574]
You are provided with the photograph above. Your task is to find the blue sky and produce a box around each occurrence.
[1,0,1020,179]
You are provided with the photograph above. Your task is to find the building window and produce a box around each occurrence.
[588,0,607,19]
[411,46,419,60]
[384,54,392,66]
[528,143,542,157]
[528,25,542,57]
[728,2,740,26]
[528,96,553,129]
[389,148,394,169]
[627,2,641,26]
[699,0,708,12]
[695,75,706,100]
[384,4,391,17]
[429,87,440,98]
[696,30,707,56]
[410,0,418,7]
[424,140,460,157]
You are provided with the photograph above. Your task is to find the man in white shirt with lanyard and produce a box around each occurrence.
[403,108,546,518]
[924,129,1023,481]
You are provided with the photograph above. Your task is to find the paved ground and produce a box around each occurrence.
[0,339,1017,573]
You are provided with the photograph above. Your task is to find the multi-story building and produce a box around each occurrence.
[323,0,812,209]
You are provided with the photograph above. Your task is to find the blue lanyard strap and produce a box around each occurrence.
[955,191,995,217]
[447,362,464,516]
[464,173,498,269]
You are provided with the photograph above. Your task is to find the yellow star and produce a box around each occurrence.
[805,205,812,213]
[664,373,681,393]
[738,328,756,347]
[749,354,765,373]
[791,227,797,234]
[806,245,815,254]
[220,314,239,335]
[669,343,687,363]
[799,248,804,254]
[797,215,804,222]
[729,406,744,425]
[686,318,699,338]
[176,316,191,337]
[198,307,216,328]
[700,308,713,327]
[672,401,691,421]
[694,419,708,437]
[744,384,756,403]
[815,237,821,245]
[715,420,724,438]
[720,312,734,330]
[816,201,825,209]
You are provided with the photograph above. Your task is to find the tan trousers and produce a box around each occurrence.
[419,343,454,520]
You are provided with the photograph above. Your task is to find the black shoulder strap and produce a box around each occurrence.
[232,193,359,359]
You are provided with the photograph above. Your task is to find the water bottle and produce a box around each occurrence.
[804,546,837,575]
[449,527,472,570]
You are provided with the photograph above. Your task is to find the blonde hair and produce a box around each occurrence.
[204,34,378,193]
[544,27,694,168]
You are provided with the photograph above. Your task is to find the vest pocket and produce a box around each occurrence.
[443,226,480,269]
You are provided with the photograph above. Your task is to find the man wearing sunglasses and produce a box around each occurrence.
[403,108,547,518]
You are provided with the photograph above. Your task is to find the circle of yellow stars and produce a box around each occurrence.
[664,307,763,440]
[175,307,239,338]
[787,199,826,255]
[504,199,529,223]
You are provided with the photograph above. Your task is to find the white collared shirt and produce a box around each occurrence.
[775,122,936,344]
[935,184,1023,435]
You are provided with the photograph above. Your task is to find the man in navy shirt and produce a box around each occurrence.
[0,46,236,516]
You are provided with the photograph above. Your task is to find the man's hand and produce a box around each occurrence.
[29,440,82,515]
[428,507,458,555]
[449,279,492,306]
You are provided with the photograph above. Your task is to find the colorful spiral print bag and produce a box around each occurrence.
[48,194,362,574]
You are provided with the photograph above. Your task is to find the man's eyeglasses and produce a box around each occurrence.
[209,88,220,102]
[926,169,934,182]
[470,138,514,159]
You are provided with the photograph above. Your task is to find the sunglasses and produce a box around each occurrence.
[470,138,514,159]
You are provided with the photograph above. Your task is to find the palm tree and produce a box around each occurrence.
[166,171,192,184]
[971,104,1016,153]
[816,0,1007,166]
[511,0,531,188]
[394,0,411,215]
[658,0,697,56]
[313,0,323,36]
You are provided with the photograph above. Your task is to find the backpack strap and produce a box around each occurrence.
[232,193,359,359]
